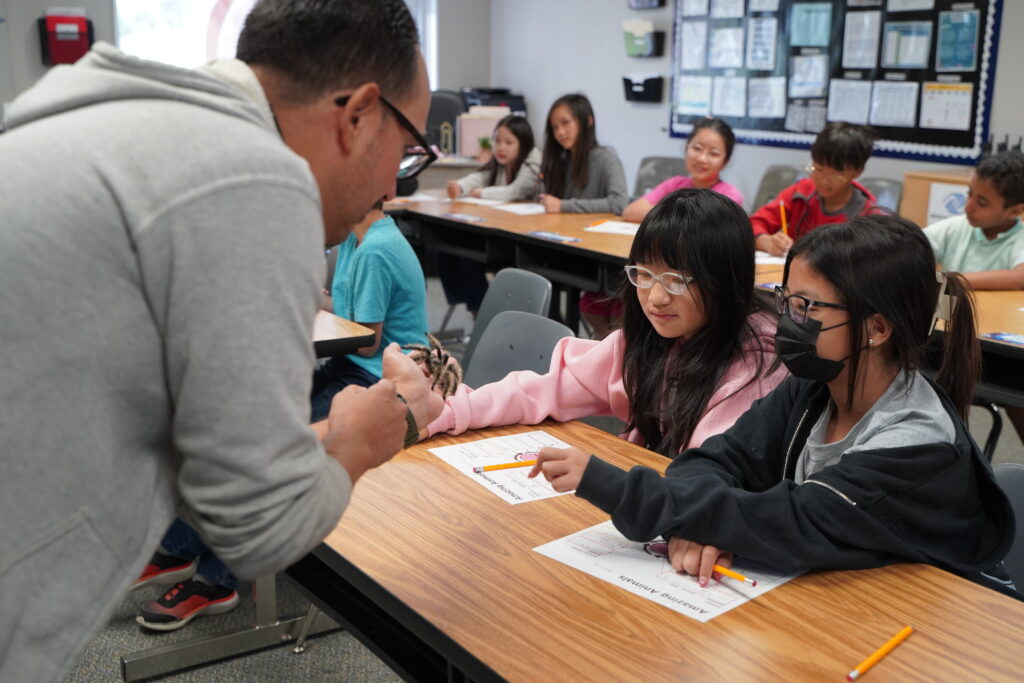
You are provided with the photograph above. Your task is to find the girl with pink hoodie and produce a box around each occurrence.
[427,188,787,455]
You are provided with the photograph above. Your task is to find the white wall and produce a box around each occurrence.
[0,0,115,104]
[435,0,490,92]
[490,0,1024,210]
[0,0,15,107]
[1,0,487,104]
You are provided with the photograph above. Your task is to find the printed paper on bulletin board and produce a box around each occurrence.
[669,0,1003,164]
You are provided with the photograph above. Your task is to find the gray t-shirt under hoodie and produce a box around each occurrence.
[796,370,956,484]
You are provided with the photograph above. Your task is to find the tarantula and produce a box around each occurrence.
[402,334,462,398]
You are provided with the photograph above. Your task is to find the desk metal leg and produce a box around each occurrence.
[564,286,580,336]
[120,576,340,681]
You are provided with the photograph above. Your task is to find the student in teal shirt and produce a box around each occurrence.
[312,202,429,421]
[924,150,1024,291]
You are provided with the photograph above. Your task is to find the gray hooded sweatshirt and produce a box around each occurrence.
[0,44,350,681]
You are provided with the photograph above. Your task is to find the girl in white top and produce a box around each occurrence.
[447,115,541,202]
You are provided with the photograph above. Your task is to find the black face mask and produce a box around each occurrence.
[775,315,851,382]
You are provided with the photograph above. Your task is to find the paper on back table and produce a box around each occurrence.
[428,430,575,504]
[584,220,641,236]
[492,202,546,215]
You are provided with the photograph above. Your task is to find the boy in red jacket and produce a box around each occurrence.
[753,122,878,256]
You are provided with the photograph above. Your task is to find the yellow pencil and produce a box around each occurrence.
[779,200,789,237]
[472,460,537,474]
[713,564,757,586]
[588,219,608,227]
[847,626,914,680]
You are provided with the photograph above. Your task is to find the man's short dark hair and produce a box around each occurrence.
[810,122,878,172]
[237,0,420,104]
[977,150,1024,207]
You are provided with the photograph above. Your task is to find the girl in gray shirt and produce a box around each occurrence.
[538,93,628,215]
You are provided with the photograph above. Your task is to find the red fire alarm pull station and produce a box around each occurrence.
[38,12,94,65]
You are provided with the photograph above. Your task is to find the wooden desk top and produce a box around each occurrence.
[311,310,375,358]
[389,192,631,260]
[322,421,1024,681]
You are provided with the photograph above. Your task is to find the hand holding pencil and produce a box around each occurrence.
[667,536,735,588]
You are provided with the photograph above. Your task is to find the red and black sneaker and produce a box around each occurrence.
[131,553,198,592]
[136,579,239,631]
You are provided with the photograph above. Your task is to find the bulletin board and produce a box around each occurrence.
[669,0,1003,165]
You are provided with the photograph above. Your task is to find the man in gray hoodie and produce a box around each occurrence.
[0,1,441,679]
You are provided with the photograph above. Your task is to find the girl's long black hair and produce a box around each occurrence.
[477,115,534,186]
[784,214,980,419]
[621,188,778,454]
[540,93,597,197]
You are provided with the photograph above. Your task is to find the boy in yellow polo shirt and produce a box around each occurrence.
[924,150,1024,290]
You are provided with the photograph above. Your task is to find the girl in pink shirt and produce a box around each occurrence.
[428,188,786,455]
[622,117,744,223]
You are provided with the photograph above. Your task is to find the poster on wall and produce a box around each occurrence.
[936,10,979,72]
[669,0,1004,164]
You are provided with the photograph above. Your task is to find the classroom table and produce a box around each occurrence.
[286,420,1024,681]
[388,194,625,332]
[391,194,1024,368]
[312,310,375,358]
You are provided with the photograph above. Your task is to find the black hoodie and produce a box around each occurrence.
[577,375,1019,597]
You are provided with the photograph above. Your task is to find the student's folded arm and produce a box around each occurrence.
[961,263,1024,290]
[347,251,393,356]
[750,186,795,237]
[480,159,541,201]
[456,170,487,196]
[139,177,350,581]
[621,197,653,222]
[429,333,627,436]
[354,321,384,356]
[574,380,799,542]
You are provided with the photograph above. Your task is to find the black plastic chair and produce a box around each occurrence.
[993,463,1024,588]
[427,90,465,155]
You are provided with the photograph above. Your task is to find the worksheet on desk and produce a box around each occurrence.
[583,220,640,236]
[491,202,546,215]
[428,430,574,504]
[534,521,801,622]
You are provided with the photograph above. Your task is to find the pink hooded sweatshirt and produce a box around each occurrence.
[428,312,787,451]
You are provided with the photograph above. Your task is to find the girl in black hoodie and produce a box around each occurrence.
[531,214,1018,597]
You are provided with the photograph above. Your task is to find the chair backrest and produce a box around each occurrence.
[994,463,1024,587]
[464,311,574,387]
[324,247,338,290]
[427,90,466,154]
[461,268,552,370]
[634,156,687,198]
[752,165,802,209]
[858,177,904,212]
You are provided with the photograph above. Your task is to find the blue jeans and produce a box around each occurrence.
[160,518,238,590]
[310,355,378,422]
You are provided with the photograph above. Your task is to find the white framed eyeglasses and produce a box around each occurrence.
[624,265,694,295]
